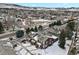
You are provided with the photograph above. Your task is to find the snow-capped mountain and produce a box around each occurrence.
[0,3,31,9]
[0,3,55,10]
[0,3,79,11]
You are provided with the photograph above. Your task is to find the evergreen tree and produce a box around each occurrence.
[66,20,75,40]
[53,21,57,25]
[56,20,62,25]
[34,26,38,32]
[0,22,4,34]
[66,30,73,40]
[26,27,30,34]
[67,21,75,31]
[49,24,52,27]
[58,29,66,49]
[16,30,24,38]
[31,28,34,31]
[38,25,43,30]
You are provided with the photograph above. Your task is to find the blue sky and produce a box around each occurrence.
[16,3,79,8]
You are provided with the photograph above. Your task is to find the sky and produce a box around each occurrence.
[16,3,79,8]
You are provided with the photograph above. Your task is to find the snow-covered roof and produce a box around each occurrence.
[34,36,38,41]
[32,19,51,22]
[51,35,58,39]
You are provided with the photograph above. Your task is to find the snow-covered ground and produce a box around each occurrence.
[32,40,71,55]
[0,37,71,55]
[14,40,71,55]
[0,38,9,41]
[32,19,50,22]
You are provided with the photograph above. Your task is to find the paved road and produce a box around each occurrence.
[0,31,16,39]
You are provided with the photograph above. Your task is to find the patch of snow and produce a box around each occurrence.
[35,41,66,55]
[26,46,37,51]
[34,36,38,41]
[22,20,26,26]
[36,42,41,46]
[16,51,21,55]
[14,45,22,51]
[32,19,50,22]
[46,35,58,39]
[26,53,31,55]
[64,18,68,22]
[31,32,36,34]
[51,35,58,39]
[0,36,71,55]
[31,49,44,55]
[3,42,13,47]
[0,38,9,41]
[31,40,71,55]
[42,23,48,26]
[22,42,31,47]
[20,28,25,30]
[19,49,27,55]
[77,35,79,37]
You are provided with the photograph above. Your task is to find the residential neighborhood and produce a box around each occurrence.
[0,3,79,55]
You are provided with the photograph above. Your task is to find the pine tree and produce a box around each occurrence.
[34,26,38,32]
[56,20,62,25]
[53,21,57,25]
[0,22,4,34]
[67,21,75,31]
[16,30,24,38]
[66,30,73,40]
[49,24,52,27]
[26,27,30,34]
[38,25,43,30]
[31,28,34,31]
[66,20,75,40]
[58,29,66,49]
